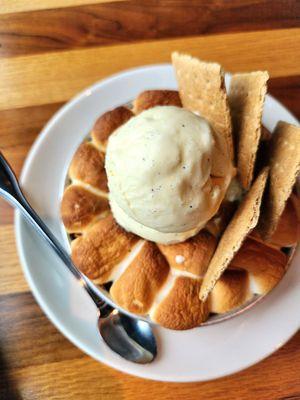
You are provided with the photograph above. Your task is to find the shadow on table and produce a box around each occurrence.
[0,345,22,400]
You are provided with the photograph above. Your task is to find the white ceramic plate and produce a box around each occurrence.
[15,64,300,382]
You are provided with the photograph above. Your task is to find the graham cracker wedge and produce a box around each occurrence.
[259,121,300,240]
[172,52,233,161]
[229,71,269,189]
[199,167,269,301]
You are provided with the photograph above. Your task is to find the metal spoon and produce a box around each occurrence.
[0,151,156,364]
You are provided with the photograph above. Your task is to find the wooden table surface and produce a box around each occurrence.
[0,1,300,398]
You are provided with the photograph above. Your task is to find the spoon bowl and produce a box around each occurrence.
[98,312,157,364]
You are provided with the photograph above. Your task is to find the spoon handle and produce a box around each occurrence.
[0,151,112,315]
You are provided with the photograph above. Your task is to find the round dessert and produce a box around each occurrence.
[61,53,300,330]
[106,106,232,244]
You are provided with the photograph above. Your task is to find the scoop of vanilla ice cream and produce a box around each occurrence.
[105,106,229,244]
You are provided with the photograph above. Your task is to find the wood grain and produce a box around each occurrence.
[0,2,299,398]
[0,226,28,295]
[1,28,300,111]
[0,102,63,175]
[0,102,63,224]
[1,292,300,399]
[0,292,80,369]
[10,342,300,400]
[269,75,300,120]
[0,0,124,15]
[0,0,299,57]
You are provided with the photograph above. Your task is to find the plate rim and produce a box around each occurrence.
[14,63,300,382]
